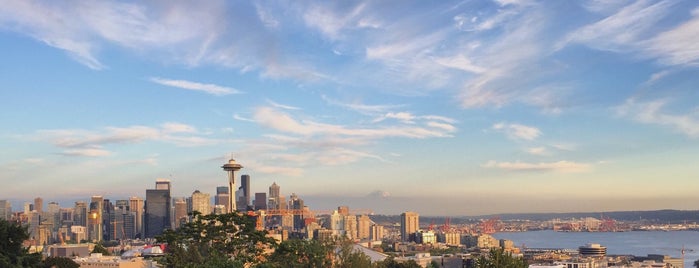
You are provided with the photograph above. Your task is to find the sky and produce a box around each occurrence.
[1,0,699,216]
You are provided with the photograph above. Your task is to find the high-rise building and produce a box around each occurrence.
[24,202,31,215]
[401,211,419,242]
[191,190,211,215]
[330,210,345,237]
[145,179,171,238]
[74,201,88,227]
[109,207,135,240]
[289,193,305,230]
[268,182,280,209]
[128,197,144,238]
[338,206,349,216]
[254,192,267,210]
[238,174,251,210]
[357,215,371,240]
[215,186,230,213]
[344,215,357,240]
[88,196,104,242]
[0,200,11,220]
[34,197,43,213]
[222,158,243,213]
[102,199,115,241]
[370,224,384,241]
[173,197,187,229]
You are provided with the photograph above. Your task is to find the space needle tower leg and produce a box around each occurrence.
[222,158,243,213]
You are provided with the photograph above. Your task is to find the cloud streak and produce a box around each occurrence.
[150,77,241,95]
[617,99,699,137]
[492,122,541,141]
[36,122,222,157]
[483,160,591,173]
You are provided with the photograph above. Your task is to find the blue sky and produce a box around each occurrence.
[1,0,699,216]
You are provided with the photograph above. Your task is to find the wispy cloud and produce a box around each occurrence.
[254,107,456,139]
[35,122,222,157]
[560,0,699,68]
[526,147,549,156]
[646,7,699,66]
[483,160,591,173]
[616,98,699,137]
[321,96,404,114]
[492,122,541,141]
[266,99,300,110]
[233,114,255,122]
[60,147,112,157]
[558,0,675,53]
[150,77,241,96]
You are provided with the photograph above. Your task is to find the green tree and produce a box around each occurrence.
[42,256,79,268]
[264,239,332,268]
[428,260,440,268]
[91,243,110,256]
[157,211,276,268]
[333,239,372,268]
[474,248,527,268]
[0,219,42,268]
[374,256,421,268]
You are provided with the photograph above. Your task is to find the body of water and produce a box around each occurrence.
[493,230,699,267]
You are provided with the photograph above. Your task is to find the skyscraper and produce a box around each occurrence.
[191,190,211,215]
[173,197,187,229]
[34,197,43,213]
[0,200,11,221]
[357,214,371,240]
[74,201,88,227]
[238,174,251,210]
[128,197,144,238]
[254,192,267,210]
[289,193,305,230]
[88,196,104,242]
[401,211,419,242]
[102,199,115,241]
[215,186,230,213]
[145,179,171,238]
[268,182,280,209]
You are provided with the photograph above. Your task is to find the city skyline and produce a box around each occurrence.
[1,1,699,216]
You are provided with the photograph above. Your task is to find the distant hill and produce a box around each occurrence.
[370,210,699,225]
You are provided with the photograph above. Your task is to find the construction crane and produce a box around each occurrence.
[479,217,502,234]
[661,246,694,264]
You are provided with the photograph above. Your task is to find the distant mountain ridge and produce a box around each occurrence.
[370,209,699,225]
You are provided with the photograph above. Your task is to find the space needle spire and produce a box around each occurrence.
[222,157,242,213]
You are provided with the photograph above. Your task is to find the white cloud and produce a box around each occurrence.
[617,99,699,137]
[302,3,368,40]
[559,0,674,53]
[233,114,255,122]
[492,122,541,141]
[526,147,549,156]
[559,0,699,68]
[266,99,301,110]
[61,147,112,157]
[36,122,222,157]
[434,54,486,74]
[322,95,404,114]
[150,77,241,96]
[483,160,591,173]
[254,107,456,139]
[161,122,197,134]
[646,7,699,66]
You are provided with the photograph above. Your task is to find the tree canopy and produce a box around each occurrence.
[156,212,276,268]
[0,219,43,268]
[474,248,527,268]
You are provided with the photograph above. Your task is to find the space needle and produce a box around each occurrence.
[222,158,242,213]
